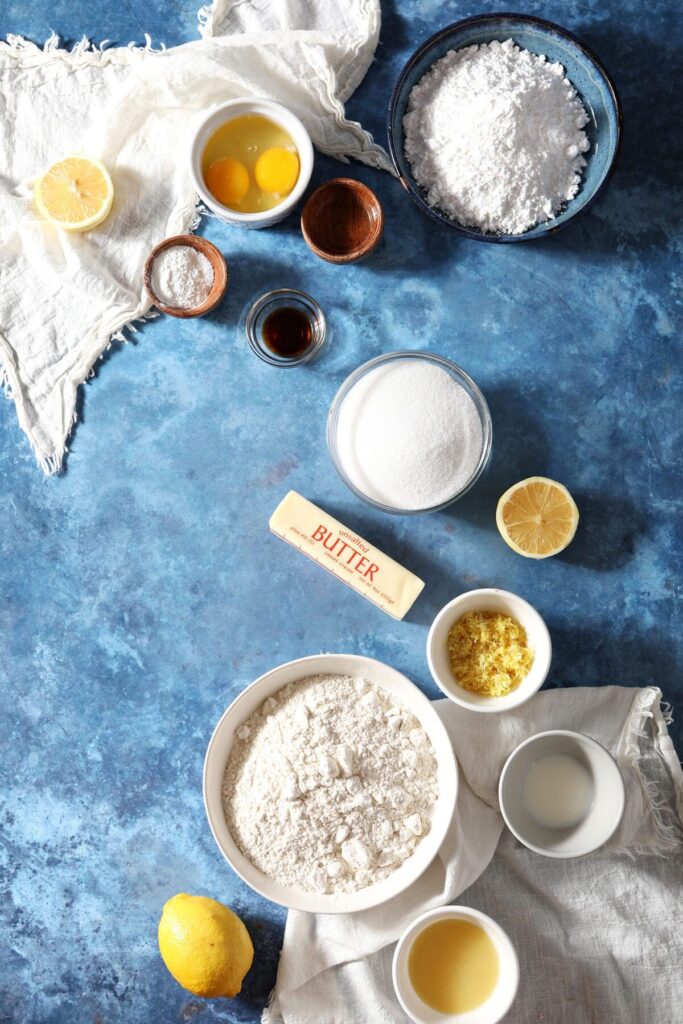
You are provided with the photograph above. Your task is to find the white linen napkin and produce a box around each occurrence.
[264,685,683,1024]
[0,0,390,473]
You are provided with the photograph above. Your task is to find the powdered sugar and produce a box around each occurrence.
[150,244,214,309]
[404,39,590,235]
[222,674,439,894]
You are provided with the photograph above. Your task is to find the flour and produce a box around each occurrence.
[150,245,214,308]
[404,39,590,235]
[335,358,484,511]
[222,674,439,894]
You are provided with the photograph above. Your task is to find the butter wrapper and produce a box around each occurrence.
[269,491,424,620]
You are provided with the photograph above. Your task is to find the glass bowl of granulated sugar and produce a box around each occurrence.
[327,351,492,515]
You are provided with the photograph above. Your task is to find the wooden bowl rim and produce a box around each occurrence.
[301,178,384,263]
[143,234,228,318]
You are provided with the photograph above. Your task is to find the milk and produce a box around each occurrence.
[523,753,594,829]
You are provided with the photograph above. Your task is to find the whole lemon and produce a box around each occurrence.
[158,893,254,998]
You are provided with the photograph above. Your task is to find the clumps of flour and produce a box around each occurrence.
[222,674,439,894]
[404,39,591,234]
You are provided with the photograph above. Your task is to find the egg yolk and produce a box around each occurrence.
[205,157,250,207]
[254,147,300,195]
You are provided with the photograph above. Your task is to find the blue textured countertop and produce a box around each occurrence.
[1,2,681,1022]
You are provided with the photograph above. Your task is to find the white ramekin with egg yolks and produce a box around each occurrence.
[190,98,314,229]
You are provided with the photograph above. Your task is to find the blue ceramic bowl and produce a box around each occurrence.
[387,14,622,242]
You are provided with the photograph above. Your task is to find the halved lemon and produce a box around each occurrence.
[496,476,579,559]
[34,156,114,232]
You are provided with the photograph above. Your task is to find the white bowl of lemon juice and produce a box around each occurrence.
[393,906,519,1024]
[499,729,625,858]
[190,98,314,228]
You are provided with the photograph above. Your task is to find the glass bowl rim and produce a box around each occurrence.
[326,350,493,515]
[246,288,326,366]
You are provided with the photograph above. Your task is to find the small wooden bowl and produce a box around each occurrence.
[144,235,228,317]
[301,178,384,264]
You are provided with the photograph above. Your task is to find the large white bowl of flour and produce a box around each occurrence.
[204,654,458,913]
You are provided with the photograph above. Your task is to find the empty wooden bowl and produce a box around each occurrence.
[144,235,228,318]
[301,178,384,264]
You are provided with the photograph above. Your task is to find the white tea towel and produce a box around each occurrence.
[198,0,382,106]
[264,686,683,1024]
[0,0,390,473]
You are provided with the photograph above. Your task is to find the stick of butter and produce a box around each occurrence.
[269,491,424,620]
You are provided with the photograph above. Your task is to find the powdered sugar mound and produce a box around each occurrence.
[222,674,439,894]
[404,39,590,234]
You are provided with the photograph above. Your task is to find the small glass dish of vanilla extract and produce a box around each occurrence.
[246,289,326,367]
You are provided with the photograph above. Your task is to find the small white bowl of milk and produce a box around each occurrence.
[498,730,625,858]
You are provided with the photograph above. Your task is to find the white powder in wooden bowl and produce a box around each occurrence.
[150,244,214,309]
[222,674,439,894]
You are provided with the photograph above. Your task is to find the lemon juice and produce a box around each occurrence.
[202,114,300,213]
[408,918,500,1014]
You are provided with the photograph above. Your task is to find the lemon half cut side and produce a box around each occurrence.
[496,476,579,559]
[34,156,114,232]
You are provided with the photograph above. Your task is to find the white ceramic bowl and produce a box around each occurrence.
[498,729,625,858]
[190,98,314,228]
[393,905,519,1024]
[427,589,552,713]
[204,653,458,913]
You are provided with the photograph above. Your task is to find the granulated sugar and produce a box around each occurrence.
[404,39,590,235]
[335,358,484,511]
[222,674,438,895]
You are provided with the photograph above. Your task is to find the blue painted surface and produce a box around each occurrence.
[0,2,681,1022]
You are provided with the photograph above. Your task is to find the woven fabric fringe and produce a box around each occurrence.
[0,32,195,474]
[615,686,683,855]
[0,31,164,65]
